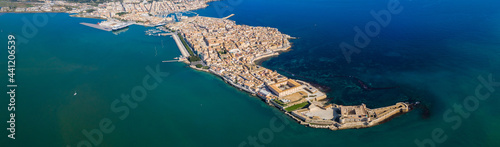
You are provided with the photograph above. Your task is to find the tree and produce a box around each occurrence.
[188,56,201,62]
[195,64,203,68]
[85,9,95,13]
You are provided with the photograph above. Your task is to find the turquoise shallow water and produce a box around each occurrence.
[1,0,500,146]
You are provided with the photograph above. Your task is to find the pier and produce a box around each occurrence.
[222,14,234,20]
[162,60,180,63]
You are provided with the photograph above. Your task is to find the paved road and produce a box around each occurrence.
[171,33,190,57]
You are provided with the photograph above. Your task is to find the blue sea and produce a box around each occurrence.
[1,0,499,146]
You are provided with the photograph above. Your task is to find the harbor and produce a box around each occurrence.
[146,26,190,60]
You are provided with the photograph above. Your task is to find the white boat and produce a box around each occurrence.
[99,20,131,31]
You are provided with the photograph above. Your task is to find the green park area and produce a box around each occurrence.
[285,101,309,112]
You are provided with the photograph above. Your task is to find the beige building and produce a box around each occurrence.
[268,79,304,97]
[339,104,375,123]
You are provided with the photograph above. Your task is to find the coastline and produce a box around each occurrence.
[175,22,414,130]
[252,48,288,65]
[253,53,278,66]
[252,38,293,65]
[251,42,332,93]
[187,51,412,131]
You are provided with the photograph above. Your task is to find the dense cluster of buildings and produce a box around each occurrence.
[166,16,412,130]
[81,0,213,26]
[167,16,291,66]
[166,16,301,98]
[1,0,212,26]
[0,1,73,12]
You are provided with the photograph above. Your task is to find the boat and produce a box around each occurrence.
[111,23,131,31]
[99,20,131,31]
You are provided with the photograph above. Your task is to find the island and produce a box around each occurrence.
[2,0,415,130]
[166,16,414,130]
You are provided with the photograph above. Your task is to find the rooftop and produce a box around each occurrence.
[268,79,302,93]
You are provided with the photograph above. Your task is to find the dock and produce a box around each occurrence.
[162,60,180,63]
[80,22,112,31]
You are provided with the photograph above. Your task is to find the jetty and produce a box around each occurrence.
[162,60,180,63]
[222,14,234,20]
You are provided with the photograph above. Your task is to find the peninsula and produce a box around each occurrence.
[166,16,414,130]
[2,0,415,130]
